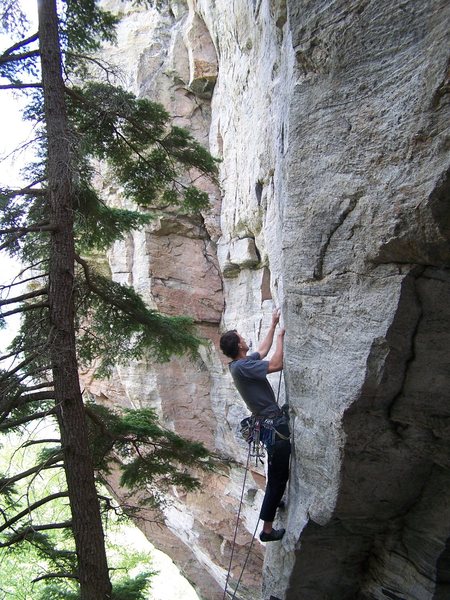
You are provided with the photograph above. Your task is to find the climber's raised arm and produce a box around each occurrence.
[257,308,281,358]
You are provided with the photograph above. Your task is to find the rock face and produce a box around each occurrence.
[86,1,450,599]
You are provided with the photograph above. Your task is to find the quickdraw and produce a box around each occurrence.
[239,412,290,464]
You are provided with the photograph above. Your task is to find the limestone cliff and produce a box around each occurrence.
[84,1,450,599]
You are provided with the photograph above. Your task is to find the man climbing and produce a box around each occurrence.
[219,309,290,542]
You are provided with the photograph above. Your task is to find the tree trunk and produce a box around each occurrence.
[37,1,112,598]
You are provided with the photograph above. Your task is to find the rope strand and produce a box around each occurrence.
[229,516,261,600]
[222,443,252,600]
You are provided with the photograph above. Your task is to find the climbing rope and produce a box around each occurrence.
[222,443,253,600]
[228,517,260,599]
[222,370,285,600]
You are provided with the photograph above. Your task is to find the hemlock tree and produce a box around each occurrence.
[0,1,217,598]
[0,437,157,600]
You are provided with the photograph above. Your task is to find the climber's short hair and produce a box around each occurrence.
[220,330,240,359]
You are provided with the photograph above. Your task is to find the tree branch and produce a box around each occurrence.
[0,82,42,90]
[0,345,49,382]
[0,184,46,199]
[0,521,73,548]
[0,223,52,236]
[0,287,48,307]
[32,572,79,584]
[84,404,113,438]
[0,455,62,489]
[21,381,54,392]
[0,388,55,425]
[18,390,56,404]
[0,407,57,431]
[1,32,39,56]
[14,366,52,386]
[66,51,119,80]
[0,342,48,363]
[84,404,184,455]
[0,271,48,293]
[0,230,51,251]
[22,438,60,448]
[7,259,48,288]
[75,254,148,324]
[0,301,49,318]
[0,491,69,533]
[0,49,40,65]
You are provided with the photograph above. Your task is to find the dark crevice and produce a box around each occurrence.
[381,588,407,600]
[261,267,272,301]
[202,238,222,286]
[253,237,262,263]
[313,193,360,280]
[436,538,450,584]
[386,268,425,423]
[255,180,263,205]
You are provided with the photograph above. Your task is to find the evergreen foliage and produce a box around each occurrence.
[0,2,27,33]
[75,264,202,375]
[87,403,211,505]
[69,82,216,210]
[0,0,218,597]
[0,438,158,599]
[37,573,153,600]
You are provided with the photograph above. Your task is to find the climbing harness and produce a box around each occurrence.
[223,370,287,600]
[239,364,290,466]
[239,412,290,464]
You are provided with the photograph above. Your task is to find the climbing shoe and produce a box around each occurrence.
[259,528,285,542]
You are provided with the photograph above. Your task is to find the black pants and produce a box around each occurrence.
[259,439,291,522]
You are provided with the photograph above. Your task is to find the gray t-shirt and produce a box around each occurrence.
[229,352,281,418]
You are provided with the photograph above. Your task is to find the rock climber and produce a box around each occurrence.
[219,308,290,542]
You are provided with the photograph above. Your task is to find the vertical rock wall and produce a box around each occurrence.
[278,2,450,599]
[86,1,450,599]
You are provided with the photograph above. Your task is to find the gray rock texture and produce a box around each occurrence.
[278,2,450,599]
[86,1,450,598]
